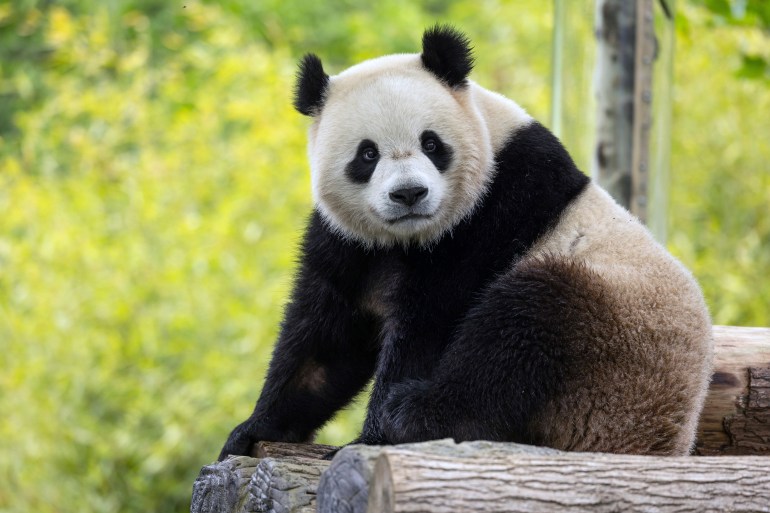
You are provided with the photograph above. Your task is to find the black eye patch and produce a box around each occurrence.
[420,130,453,172]
[345,139,379,183]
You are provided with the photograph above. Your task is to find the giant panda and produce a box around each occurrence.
[219,26,713,460]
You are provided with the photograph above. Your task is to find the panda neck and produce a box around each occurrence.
[469,82,534,155]
[448,120,590,260]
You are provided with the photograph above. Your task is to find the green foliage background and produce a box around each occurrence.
[0,1,768,511]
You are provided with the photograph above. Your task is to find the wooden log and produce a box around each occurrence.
[317,440,559,513]
[191,456,260,513]
[316,444,384,513]
[248,456,331,513]
[191,443,334,513]
[252,441,338,460]
[367,445,770,513]
[696,325,770,455]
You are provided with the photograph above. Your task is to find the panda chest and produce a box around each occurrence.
[358,253,479,352]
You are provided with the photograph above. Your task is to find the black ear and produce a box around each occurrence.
[293,54,329,116]
[420,25,474,88]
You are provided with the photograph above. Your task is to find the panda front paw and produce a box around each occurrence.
[218,419,286,461]
[218,420,258,461]
[381,379,449,444]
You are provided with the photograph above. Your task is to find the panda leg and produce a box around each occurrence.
[381,256,604,445]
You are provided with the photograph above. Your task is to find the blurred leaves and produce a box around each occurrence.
[0,3,554,512]
[1,3,310,512]
[689,0,770,28]
[685,0,770,82]
[0,1,769,513]
[668,2,770,326]
[738,53,770,81]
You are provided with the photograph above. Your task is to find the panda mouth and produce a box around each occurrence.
[387,213,432,224]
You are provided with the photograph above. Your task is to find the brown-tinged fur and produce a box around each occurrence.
[527,184,713,454]
[291,360,328,395]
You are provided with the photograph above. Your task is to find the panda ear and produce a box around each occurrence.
[293,54,329,116]
[420,25,474,88]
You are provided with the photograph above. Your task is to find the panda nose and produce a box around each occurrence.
[389,186,428,207]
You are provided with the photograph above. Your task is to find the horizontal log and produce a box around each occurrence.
[317,440,558,513]
[251,441,337,460]
[696,325,770,454]
[367,444,770,513]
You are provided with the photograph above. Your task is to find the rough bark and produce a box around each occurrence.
[368,445,770,513]
[696,326,770,455]
[248,457,331,513]
[252,441,337,460]
[191,456,260,513]
[316,445,384,513]
[191,443,333,513]
[317,440,559,513]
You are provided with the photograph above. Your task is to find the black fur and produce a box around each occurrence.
[218,122,589,459]
[420,130,453,172]
[218,212,380,458]
[345,140,380,183]
[421,25,474,88]
[380,256,606,445]
[293,54,329,116]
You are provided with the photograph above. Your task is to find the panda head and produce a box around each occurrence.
[294,26,495,248]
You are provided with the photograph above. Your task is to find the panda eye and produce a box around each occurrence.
[420,130,453,173]
[361,147,378,162]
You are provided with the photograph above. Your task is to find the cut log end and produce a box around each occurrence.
[316,445,382,513]
[249,456,331,513]
[190,456,259,513]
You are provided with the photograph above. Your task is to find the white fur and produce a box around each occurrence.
[306,53,532,248]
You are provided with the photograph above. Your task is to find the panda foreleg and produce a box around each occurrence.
[381,257,596,445]
[218,268,379,460]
